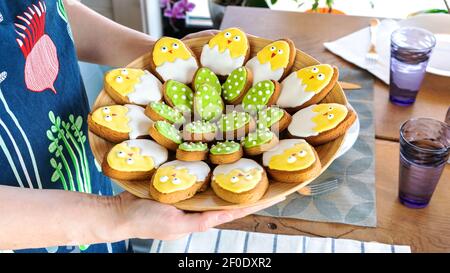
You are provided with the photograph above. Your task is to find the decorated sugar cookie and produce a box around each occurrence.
[242,128,279,156]
[193,84,224,122]
[176,142,208,161]
[222,67,252,104]
[151,37,198,84]
[209,141,243,164]
[193,67,221,94]
[262,139,321,183]
[102,139,168,181]
[256,107,291,132]
[149,160,211,204]
[200,28,250,76]
[242,80,280,115]
[183,120,218,142]
[288,103,357,145]
[217,111,256,140]
[104,68,162,106]
[277,64,338,110]
[245,39,295,84]
[163,80,194,113]
[88,104,153,143]
[149,120,182,151]
[145,101,185,124]
[211,158,268,204]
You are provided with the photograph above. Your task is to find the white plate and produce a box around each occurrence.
[336,102,361,159]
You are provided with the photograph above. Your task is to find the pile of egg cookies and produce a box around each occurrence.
[88,28,356,204]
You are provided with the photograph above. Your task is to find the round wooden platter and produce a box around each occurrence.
[89,35,349,211]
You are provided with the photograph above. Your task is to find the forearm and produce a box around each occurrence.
[64,0,155,67]
[0,185,125,250]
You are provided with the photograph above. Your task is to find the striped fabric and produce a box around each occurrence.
[149,229,411,253]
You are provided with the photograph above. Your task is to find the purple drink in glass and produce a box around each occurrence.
[399,118,450,208]
[389,27,436,106]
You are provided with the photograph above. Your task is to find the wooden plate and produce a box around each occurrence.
[88,35,348,211]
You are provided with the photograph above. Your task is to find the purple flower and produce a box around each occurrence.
[162,0,196,19]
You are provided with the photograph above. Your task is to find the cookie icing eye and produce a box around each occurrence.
[117,151,125,158]
[312,67,319,73]
[287,156,297,163]
[270,46,276,51]
[172,43,179,49]
[115,76,123,83]
[120,69,129,76]
[224,32,231,38]
[328,113,334,120]
[161,46,168,53]
[233,35,241,41]
[160,176,168,182]
[317,73,325,80]
[172,177,181,185]
[231,176,239,183]
[126,158,134,165]
[245,174,253,180]
[104,115,112,122]
[328,106,333,110]
[298,150,307,157]
[277,49,283,54]
[102,107,110,114]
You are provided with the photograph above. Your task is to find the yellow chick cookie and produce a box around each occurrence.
[152,37,198,84]
[91,105,130,133]
[245,39,294,84]
[214,168,262,193]
[277,64,336,108]
[105,68,162,106]
[200,28,249,76]
[267,143,316,171]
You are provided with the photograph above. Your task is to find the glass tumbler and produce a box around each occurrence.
[389,27,436,106]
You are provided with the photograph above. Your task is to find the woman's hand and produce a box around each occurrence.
[115,191,284,241]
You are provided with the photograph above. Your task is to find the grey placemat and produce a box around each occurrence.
[257,67,376,227]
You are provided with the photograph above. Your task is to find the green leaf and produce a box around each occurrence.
[47,130,55,141]
[50,158,57,168]
[271,0,277,4]
[69,114,75,123]
[49,141,57,153]
[56,116,61,128]
[81,135,86,143]
[51,170,60,182]
[48,111,55,123]
[58,162,62,169]
[51,125,58,133]
[312,0,319,10]
[75,116,83,130]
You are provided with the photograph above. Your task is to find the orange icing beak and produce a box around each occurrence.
[271,52,276,58]
[168,50,173,54]
[227,40,232,44]
[309,75,315,80]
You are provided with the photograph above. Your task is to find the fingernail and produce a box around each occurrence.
[217,213,233,223]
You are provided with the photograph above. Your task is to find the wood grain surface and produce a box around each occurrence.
[88,35,351,211]
[220,6,450,252]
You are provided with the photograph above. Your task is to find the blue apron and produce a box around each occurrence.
[0,0,127,253]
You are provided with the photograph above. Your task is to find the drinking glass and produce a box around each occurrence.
[389,27,436,106]
[398,118,450,208]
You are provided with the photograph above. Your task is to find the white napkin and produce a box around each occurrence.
[149,228,411,253]
[324,19,400,84]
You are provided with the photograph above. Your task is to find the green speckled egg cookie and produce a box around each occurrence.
[193,67,221,94]
[256,106,291,132]
[222,67,252,104]
[183,120,218,142]
[176,142,208,161]
[194,83,224,122]
[209,141,243,164]
[242,128,279,156]
[217,111,255,140]
[145,101,185,124]
[163,80,194,113]
[149,120,182,151]
[242,80,280,115]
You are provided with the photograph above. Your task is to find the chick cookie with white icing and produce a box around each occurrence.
[176,142,208,162]
[209,141,243,165]
[288,103,357,146]
[148,120,183,151]
[245,39,295,84]
[262,139,321,183]
[149,160,211,204]
[200,28,250,76]
[102,139,168,181]
[88,104,153,143]
[104,68,163,106]
[150,37,199,84]
[277,64,339,112]
[211,158,268,204]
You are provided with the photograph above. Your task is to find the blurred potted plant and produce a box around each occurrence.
[161,0,196,37]
[304,0,345,14]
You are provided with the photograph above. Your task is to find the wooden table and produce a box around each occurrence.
[219,6,450,252]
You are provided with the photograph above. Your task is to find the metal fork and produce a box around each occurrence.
[365,18,380,65]
[298,179,340,196]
